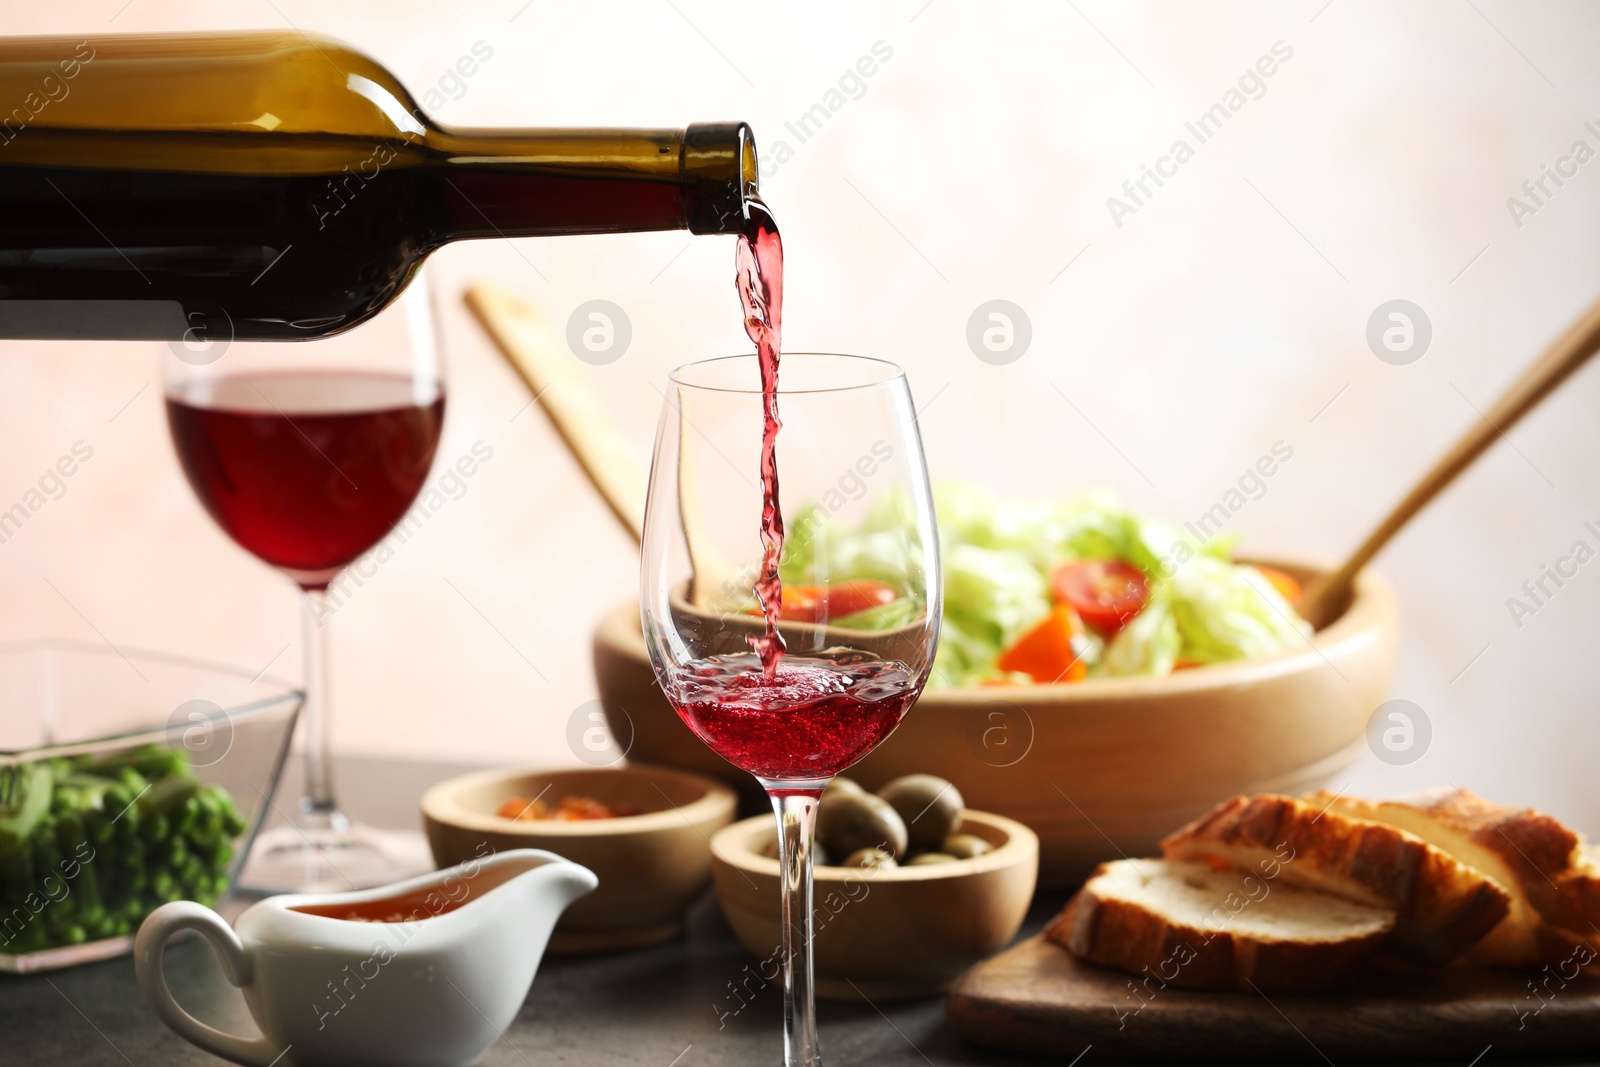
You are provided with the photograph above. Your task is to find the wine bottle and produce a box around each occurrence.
[0,32,758,341]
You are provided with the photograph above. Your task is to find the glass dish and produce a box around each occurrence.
[0,639,301,973]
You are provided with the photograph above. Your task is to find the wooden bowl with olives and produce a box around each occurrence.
[709,776,1039,1001]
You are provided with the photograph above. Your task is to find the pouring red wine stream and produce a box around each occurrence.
[737,196,787,677]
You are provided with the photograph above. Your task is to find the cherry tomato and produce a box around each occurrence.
[1050,560,1150,634]
[1252,565,1302,605]
[758,580,899,623]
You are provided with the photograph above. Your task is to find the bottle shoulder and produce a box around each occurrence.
[0,32,435,173]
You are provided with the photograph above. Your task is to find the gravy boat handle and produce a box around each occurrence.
[135,901,285,1067]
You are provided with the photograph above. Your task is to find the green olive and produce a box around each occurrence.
[823,777,865,797]
[876,774,964,852]
[841,847,898,870]
[907,852,959,866]
[817,790,908,859]
[941,833,992,860]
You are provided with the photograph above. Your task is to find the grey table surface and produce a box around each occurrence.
[4,755,1598,1067]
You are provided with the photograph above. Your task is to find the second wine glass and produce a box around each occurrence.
[641,352,941,1067]
[164,269,446,893]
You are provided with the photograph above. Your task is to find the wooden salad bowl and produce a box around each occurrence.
[593,559,1399,888]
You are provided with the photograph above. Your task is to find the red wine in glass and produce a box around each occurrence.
[664,652,917,781]
[166,371,445,588]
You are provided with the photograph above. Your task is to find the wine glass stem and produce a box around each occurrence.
[299,588,342,828]
[769,786,824,1067]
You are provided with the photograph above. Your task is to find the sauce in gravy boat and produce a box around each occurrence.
[136,848,597,1067]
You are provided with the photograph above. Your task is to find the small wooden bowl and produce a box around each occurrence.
[421,763,736,953]
[595,558,1399,888]
[711,809,1037,1001]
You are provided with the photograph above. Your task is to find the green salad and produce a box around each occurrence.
[779,483,1310,688]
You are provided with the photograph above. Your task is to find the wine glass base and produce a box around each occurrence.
[238,821,433,895]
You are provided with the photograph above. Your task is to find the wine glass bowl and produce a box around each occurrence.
[162,268,445,893]
[641,353,940,785]
[166,372,444,591]
[640,352,940,1066]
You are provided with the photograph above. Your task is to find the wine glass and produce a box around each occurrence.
[641,353,941,1067]
[163,267,446,893]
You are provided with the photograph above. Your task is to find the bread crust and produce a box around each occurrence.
[1045,860,1392,993]
[1162,794,1510,966]
[1397,788,1599,935]
[1309,788,1600,968]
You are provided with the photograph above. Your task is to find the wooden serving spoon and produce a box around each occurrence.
[465,283,742,609]
[465,283,648,543]
[1299,294,1600,629]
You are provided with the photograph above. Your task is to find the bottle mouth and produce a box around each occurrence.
[681,122,759,235]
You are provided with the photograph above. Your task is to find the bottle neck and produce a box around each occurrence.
[429,122,757,241]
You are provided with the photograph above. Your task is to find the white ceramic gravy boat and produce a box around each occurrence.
[135,848,597,1067]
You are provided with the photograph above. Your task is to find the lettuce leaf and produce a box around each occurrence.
[1100,594,1180,676]
[780,499,922,595]
[929,614,998,688]
[1165,556,1310,663]
[941,543,1052,651]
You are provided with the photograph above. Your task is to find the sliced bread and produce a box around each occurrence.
[1046,858,1396,993]
[1308,788,1600,969]
[1161,794,1511,966]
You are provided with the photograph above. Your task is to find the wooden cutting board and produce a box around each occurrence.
[947,936,1600,1061]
